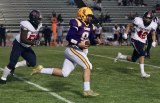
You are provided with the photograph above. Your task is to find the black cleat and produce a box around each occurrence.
[0,79,6,84]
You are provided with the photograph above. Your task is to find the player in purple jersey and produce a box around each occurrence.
[0,10,42,84]
[31,7,101,97]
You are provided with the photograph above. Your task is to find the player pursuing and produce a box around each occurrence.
[0,10,43,84]
[114,11,158,78]
[31,7,101,97]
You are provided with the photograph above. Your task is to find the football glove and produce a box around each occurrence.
[152,41,156,47]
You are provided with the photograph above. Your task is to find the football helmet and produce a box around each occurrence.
[143,11,153,26]
[77,7,93,23]
[29,10,42,27]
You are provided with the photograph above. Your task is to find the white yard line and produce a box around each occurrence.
[89,54,160,69]
[0,68,74,103]
[47,49,160,69]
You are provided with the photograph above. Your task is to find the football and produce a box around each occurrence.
[85,40,90,46]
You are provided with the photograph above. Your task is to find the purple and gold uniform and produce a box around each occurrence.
[66,18,95,49]
[60,18,96,77]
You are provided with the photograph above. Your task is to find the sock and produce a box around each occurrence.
[120,54,127,60]
[15,60,27,68]
[84,82,90,91]
[40,68,54,75]
[140,64,145,75]
[1,66,11,81]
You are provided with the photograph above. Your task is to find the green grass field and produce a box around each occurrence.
[0,46,160,103]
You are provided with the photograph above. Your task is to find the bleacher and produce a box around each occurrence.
[0,0,78,32]
[101,0,159,32]
[0,0,159,33]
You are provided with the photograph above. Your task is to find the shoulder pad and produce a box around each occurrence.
[69,19,82,27]
[20,21,32,30]
[133,17,142,25]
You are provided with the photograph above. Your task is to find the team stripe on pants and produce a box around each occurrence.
[70,48,90,69]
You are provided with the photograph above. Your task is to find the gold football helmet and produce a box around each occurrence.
[77,7,93,22]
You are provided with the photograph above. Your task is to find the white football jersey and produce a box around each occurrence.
[95,26,102,35]
[112,26,120,34]
[131,17,158,43]
[16,20,42,47]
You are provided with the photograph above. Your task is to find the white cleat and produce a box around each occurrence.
[141,73,150,78]
[114,52,122,62]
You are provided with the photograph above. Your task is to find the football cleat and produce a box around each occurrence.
[83,90,99,97]
[31,65,43,75]
[0,79,6,84]
[114,52,122,62]
[141,73,150,78]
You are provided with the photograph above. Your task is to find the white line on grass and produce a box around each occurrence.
[0,68,74,103]
[47,49,160,69]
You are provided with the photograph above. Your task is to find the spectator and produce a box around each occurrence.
[97,0,102,9]
[42,25,52,46]
[99,12,105,24]
[134,0,139,6]
[118,25,125,45]
[51,10,57,46]
[126,12,135,20]
[112,24,120,41]
[128,0,134,6]
[68,0,74,6]
[95,23,103,39]
[104,12,112,23]
[56,23,64,46]
[156,3,160,12]
[0,24,6,46]
[57,14,63,23]
[118,0,122,6]
[92,0,102,11]
[122,0,128,6]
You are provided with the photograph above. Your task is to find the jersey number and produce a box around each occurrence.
[27,33,37,41]
[137,31,148,39]
[81,32,89,40]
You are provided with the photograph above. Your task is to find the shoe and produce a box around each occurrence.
[141,73,150,78]
[83,90,99,97]
[114,52,122,62]
[31,65,43,75]
[9,70,15,77]
[0,79,6,84]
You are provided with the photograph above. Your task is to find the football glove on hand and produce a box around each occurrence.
[123,33,128,39]
[34,40,41,46]
[152,41,156,47]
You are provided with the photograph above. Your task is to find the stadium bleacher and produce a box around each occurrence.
[0,0,159,33]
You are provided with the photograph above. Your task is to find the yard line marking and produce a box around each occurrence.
[89,54,160,69]
[0,68,74,103]
[47,49,160,69]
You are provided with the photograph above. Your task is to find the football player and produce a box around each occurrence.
[114,11,158,78]
[31,7,100,97]
[0,10,42,84]
[145,17,160,59]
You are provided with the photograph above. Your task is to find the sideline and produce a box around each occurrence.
[0,68,74,103]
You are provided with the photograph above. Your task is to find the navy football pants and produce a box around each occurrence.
[7,40,36,70]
